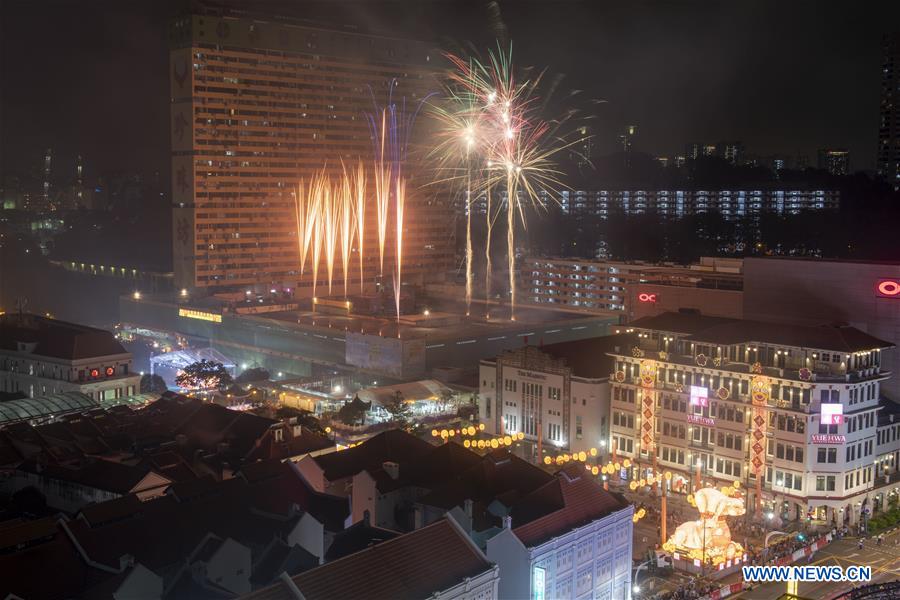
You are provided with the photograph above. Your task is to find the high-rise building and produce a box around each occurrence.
[878,32,900,185]
[41,148,52,212]
[169,7,452,293]
[685,141,743,164]
[817,148,850,176]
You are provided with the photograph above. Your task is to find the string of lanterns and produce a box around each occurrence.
[431,424,487,439]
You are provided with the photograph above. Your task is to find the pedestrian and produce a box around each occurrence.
[858,538,864,550]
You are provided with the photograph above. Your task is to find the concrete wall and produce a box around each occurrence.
[629,283,743,321]
[743,258,900,399]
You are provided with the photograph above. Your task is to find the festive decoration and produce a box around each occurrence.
[614,370,626,383]
[639,360,656,453]
[751,361,763,374]
[663,487,746,565]
[716,387,730,400]
[632,347,645,358]
[799,367,812,381]
[695,354,708,367]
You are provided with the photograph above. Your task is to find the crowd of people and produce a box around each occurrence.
[648,577,719,600]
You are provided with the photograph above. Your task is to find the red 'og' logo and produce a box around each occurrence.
[876,279,900,298]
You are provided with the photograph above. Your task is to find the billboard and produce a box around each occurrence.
[821,403,844,425]
[690,385,709,407]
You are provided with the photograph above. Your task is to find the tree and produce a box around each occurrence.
[381,390,412,429]
[337,395,370,426]
[175,359,233,391]
[235,367,270,383]
[140,373,168,394]
[437,389,459,414]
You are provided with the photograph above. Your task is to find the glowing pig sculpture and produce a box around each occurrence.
[664,487,746,565]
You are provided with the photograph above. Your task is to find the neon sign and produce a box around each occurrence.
[638,292,658,303]
[105,366,115,377]
[178,308,222,323]
[811,434,846,444]
[532,566,546,600]
[687,414,715,427]
[690,385,709,407]
[876,279,900,298]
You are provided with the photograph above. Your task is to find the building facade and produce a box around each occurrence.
[169,7,452,292]
[608,312,898,528]
[486,470,634,600]
[878,32,900,185]
[524,256,743,320]
[479,341,622,456]
[0,314,139,400]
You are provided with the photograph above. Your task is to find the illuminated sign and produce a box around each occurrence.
[821,403,844,425]
[178,308,222,323]
[690,385,709,407]
[638,292,658,303]
[89,368,100,378]
[532,566,546,600]
[105,366,115,377]
[811,434,846,444]
[876,279,900,298]
[687,414,715,427]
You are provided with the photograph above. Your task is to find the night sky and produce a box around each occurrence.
[2,0,899,183]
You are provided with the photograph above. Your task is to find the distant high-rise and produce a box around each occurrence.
[41,148,52,212]
[685,141,742,164]
[878,32,900,185]
[817,148,850,175]
[168,6,452,292]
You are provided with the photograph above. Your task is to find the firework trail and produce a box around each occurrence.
[366,81,433,321]
[353,160,367,294]
[434,45,580,319]
[394,178,406,323]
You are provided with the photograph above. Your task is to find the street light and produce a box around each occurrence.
[632,559,651,597]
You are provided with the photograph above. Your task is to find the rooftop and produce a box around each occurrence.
[0,313,129,360]
[511,464,630,547]
[245,519,492,600]
[628,311,894,352]
[539,334,637,379]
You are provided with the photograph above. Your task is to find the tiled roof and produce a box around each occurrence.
[245,519,492,600]
[17,458,168,495]
[0,313,129,360]
[419,448,553,510]
[312,428,433,481]
[0,528,94,600]
[324,515,400,561]
[539,334,636,379]
[629,311,894,352]
[511,464,629,548]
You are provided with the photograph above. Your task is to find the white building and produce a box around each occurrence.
[485,464,634,600]
[0,313,139,400]
[608,311,900,526]
[479,338,628,457]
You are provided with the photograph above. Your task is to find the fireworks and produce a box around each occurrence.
[294,82,428,323]
[432,45,575,319]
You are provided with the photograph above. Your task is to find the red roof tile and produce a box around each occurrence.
[244,519,493,600]
[511,464,629,547]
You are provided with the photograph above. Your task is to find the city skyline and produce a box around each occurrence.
[3,0,900,181]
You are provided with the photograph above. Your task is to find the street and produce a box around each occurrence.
[734,528,900,600]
